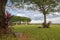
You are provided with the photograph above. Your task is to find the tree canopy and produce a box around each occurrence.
[29,0,60,27]
[11,16,31,23]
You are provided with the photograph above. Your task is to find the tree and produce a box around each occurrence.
[0,0,14,33]
[11,16,31,25]
[11,16,22,25]
[29,0,60,27]
[0,0,7,33]
[26,17,31,25]
[22,17,31,25]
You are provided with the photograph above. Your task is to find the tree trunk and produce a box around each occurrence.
[43,14,47,28]
[0,0,7,33]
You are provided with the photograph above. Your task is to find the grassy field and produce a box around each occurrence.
[1,24,60,40]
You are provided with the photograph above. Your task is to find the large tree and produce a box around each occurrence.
[29,0,60,27]
[0,0,13,33]
[11,16,31,25]
[0,0,7,33]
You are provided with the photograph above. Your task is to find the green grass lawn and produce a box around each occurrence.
[1,24,60,40]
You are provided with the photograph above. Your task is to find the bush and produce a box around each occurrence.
[42,21,52,28]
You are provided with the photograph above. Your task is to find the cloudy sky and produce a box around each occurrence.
[6,0,60,23]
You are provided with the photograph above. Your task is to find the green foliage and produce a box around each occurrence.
[10,0,60,14]
[11,16,21,22]
[30,0,59,14]
[22,17,31,22]
[11,16,31,22]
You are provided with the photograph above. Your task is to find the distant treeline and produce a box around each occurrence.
[10,15,31,25]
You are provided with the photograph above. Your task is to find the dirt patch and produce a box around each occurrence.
[15,32,28,40]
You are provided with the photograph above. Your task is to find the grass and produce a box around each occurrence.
[1,24,60,40]
[0,34,16,40]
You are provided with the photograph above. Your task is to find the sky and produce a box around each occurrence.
[6,0,60,24]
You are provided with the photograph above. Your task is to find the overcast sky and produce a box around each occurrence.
[6,0,60,23]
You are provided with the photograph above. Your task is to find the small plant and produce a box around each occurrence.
[5,12,11,26]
